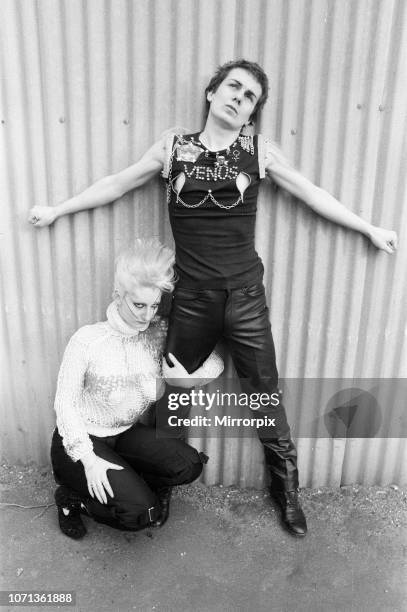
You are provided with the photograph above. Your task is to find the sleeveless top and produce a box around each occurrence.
[162,132,267,289]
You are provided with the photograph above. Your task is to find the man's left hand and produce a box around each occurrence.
[368,226,398,253]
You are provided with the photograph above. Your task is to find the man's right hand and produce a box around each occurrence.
[28,205,57,227]
[82,454,124,505]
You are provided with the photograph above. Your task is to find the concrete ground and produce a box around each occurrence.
[0,464,406,612]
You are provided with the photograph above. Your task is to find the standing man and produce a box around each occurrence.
[29,60,398,537]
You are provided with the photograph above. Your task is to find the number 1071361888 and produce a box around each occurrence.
[0,591,75,606]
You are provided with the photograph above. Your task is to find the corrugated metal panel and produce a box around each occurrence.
[1,0,406,486]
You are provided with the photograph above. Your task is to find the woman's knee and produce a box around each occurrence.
[113,498,161,530]
[104,474,159,530]
[89,488,159,531]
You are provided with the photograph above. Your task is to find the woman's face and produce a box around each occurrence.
[117,284,162,331]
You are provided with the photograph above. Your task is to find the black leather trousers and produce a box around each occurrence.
[51,425,204,531]
[161,283,299,492]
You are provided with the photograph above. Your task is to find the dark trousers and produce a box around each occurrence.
[160,283,299,491]
[51,424,204,531]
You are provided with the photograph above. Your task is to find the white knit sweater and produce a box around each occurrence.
[55,302,223,462]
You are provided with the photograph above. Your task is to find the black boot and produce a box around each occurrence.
[151,487,172,528]
[270,489,307,537]
[263,438,307,537]
[54,485,87,539]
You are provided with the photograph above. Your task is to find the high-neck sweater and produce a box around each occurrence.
[54,302,223,461]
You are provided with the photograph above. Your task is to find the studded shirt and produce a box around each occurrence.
[163,132,267,289]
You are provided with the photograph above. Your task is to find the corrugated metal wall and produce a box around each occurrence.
[1,0,406,486]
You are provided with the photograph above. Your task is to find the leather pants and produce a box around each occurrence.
[160,283,299,492]
[51,425,204,531]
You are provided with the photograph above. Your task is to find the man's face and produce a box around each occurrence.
[207,67,263,129]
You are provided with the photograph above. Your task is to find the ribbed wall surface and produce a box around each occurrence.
[1,0,406,486]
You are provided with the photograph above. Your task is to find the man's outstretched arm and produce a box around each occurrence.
[264,141,398,254]
[28,138,166,227]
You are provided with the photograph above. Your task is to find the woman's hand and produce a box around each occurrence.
[162,353,194,388]
[28,205,57,227]
[81,453,124,504]
[163,351,224,388]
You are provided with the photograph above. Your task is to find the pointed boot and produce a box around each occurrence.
[271,489,307,537]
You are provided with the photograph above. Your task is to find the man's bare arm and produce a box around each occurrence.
[265,142,398,254]
[28,138,166,227]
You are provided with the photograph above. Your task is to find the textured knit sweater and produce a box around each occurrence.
[55,302,223,462]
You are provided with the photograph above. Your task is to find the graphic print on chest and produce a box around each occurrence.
[171,135,254,207]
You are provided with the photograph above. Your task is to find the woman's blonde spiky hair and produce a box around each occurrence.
[114,238,176,298]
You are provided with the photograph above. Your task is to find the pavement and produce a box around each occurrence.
[0,463,406,612]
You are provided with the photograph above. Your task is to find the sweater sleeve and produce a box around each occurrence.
[54,330,94,462]
[162,349,224,386]
[190,350,224,384]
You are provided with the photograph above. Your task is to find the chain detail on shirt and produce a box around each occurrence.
[164,132,264,288]
[165,134,256,210]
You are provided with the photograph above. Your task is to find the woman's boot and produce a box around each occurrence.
[54,485,87,539]
[151,487,172,528]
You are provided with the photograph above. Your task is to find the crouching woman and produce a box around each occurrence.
[51,239,223,539]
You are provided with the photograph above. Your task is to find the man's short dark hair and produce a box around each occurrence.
[204,59,269,123]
